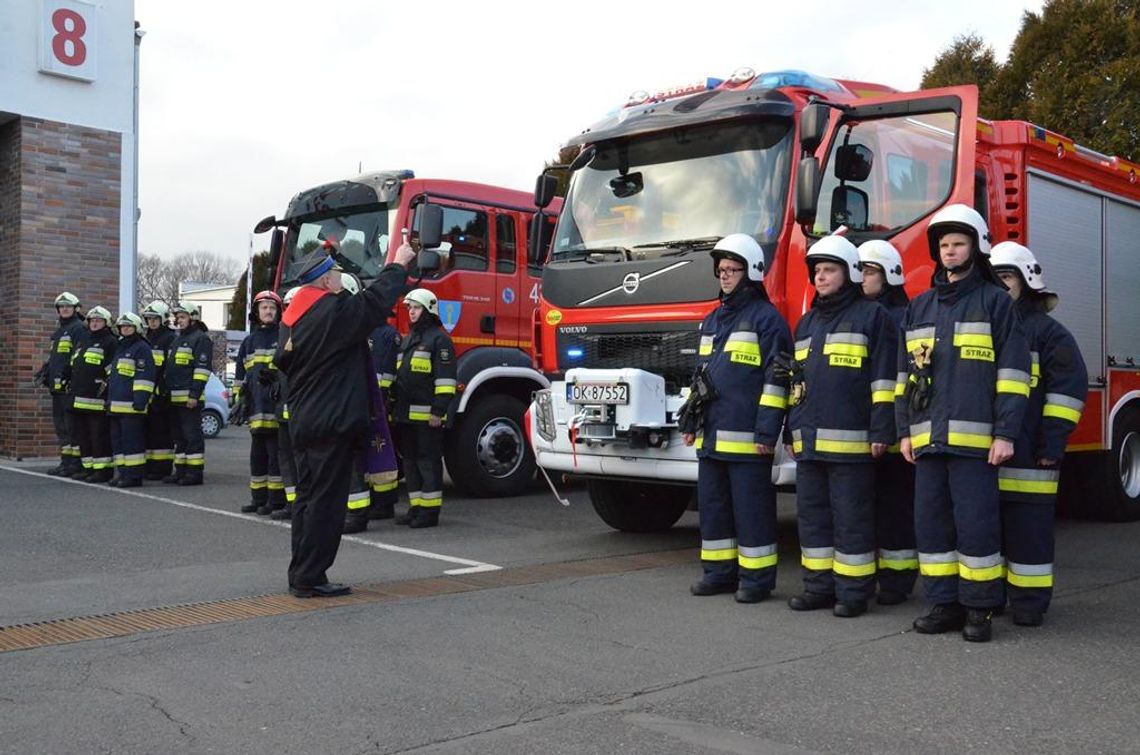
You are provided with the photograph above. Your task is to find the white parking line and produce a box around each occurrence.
[0,465,502,575]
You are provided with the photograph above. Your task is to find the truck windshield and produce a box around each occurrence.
[551,120,794,260]
[282,207,399,283]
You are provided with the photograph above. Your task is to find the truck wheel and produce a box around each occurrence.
[444,395,535,498]
[1098,405,1140,522]
[587,479,691,533]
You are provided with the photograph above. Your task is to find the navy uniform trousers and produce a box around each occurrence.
[697,457,778,592]
[1000,477,1059,614]
[795,460,876,604]
[110,415,147,482]
[874,452,919,596]
[915,454,1005,608]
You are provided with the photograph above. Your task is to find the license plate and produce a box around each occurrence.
[567,382,629,405]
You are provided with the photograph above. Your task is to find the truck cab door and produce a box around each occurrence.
[492,210,523,347]
[802,85,979,300]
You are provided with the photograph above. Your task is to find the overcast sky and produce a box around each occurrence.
[135,0,1044,262]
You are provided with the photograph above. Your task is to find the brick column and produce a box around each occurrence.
[0,117,122,459]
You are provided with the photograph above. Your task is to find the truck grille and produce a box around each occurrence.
[556,326,700,393]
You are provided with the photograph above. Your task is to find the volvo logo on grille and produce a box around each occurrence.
[622,272,640,294]
[559,326,588,334]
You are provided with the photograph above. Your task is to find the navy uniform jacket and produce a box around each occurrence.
[392,322,457,424]
[895,270,1031,458]
[145,325,176,404]
[235,323,280,431]
[999,297,1088,501]
[46,314,89,394]
[786,289,897,462]
[69,328,118,413]
[692,285,792,462]
[274,264,408,449]
[164,323,213,406]
[370,322,401,396]
[107,334,157,415]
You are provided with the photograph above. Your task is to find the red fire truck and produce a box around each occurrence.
[526,68,1140,530]
[255,170,559,497]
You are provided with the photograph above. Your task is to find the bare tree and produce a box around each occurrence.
[135,251,243,310]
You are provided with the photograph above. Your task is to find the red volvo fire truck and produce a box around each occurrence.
[256,170,559,497]
[526,68,1140,530]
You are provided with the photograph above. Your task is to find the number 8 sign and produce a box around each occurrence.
[39,0,98,82]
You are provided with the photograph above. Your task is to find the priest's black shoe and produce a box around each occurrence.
[788,592,834,611]
[913,603,966,634]
[289,583,351,599]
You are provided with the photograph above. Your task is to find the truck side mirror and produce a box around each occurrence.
[417,248,441,273]
[795,156,821,225]
[830,185,869,231]
[418,203,443,249]
[534,174,558,209]
[268,228,284,273]
[799,104,829,154]
[253,215,277,234]
[834,143,873,181]
[527,211,546,265]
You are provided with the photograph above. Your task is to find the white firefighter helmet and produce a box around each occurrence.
[116,312,144,331]
[857,240,905,286]
[341,272,361,296]
[710,233,766,282]
[54,291,80,308]
[86,305,111,322]
[141,300,169,319]
[926,203,992,259]
[404,288,439,317]
[283,286,301,306]
[806,234,863,283]
[170,302,199,318]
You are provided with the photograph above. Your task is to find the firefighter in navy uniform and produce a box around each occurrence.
[273,244,412,598]
[783,235,897,617]
[164,302,212,485]
[268,287,301,521]
[142,301,177,480]
[392,288,457,529]
[107,313,156,487]
[235,290,285,514]
[991,241,1088,627]
[68,306,117,482]
[858,240,918,605]
[367,309,402,521]
[680,234,792,604]
[897,204,1032,643]
[40,292,88,476]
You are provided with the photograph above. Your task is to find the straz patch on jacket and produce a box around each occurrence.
[729,350,760,366]
[828,354,863,368]
[960,346,994,362]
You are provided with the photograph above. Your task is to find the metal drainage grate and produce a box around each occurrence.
[0,548,696,653]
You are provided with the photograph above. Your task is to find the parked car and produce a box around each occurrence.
[202,372,230,439]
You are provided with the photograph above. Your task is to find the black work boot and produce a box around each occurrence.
[788,592,835,611]
[876,590,907,606]
[690,580,737,596]
[177,475,203,486]
[343,513,368,534]
[409,509,439,528]
[240,501,259,513]
[394,507,418,525]
[963,609,994,642]
[117,477,142,489]
[369,501,395,520]
[734,587,770,604]
[834,600,868,618]
[162,473,183,484]
[269,504,292,521]
[1012,609,1044,627]
[913,603,967,634]
[46,465,67,476]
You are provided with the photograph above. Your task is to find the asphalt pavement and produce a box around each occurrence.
[1,428,1139,754]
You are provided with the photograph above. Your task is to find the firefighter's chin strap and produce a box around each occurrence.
[945,254,975,275]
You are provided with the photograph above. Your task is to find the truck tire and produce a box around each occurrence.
[587,479,692,533]
[1088,405,1140,522]
[444,395,535,498]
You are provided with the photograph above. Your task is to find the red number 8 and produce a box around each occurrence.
[51,8,87,67]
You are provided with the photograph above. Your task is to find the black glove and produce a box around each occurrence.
[33,364,49,388]
[770,351,793,381]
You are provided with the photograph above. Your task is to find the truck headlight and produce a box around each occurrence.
[534,389,556,443]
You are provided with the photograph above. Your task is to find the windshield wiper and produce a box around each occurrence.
[632,236,722,255]
[554,246,634,263]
